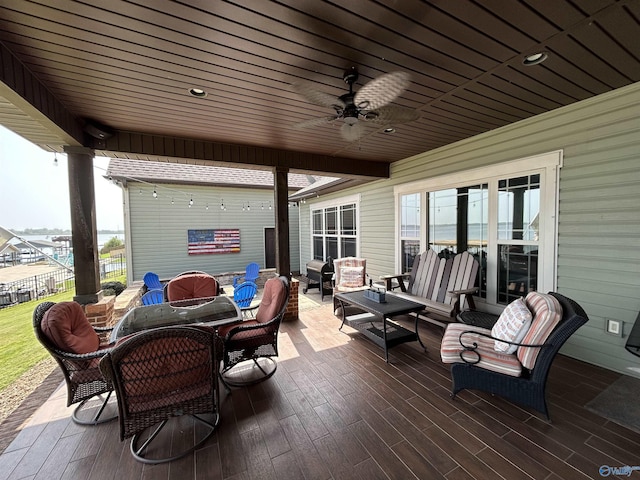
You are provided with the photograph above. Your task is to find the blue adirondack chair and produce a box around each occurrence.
[143,272,163,290]
[233,262,260,287]
[141,288,164,305]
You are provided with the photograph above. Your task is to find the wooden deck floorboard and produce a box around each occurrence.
[2,303,637,479]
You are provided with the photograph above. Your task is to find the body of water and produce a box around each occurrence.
[17,233,124,248]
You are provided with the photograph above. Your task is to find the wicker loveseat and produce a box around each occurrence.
[440,291,588,420]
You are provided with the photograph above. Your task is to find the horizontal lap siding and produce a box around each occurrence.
[129,183,299,281]
[300,82,640,376]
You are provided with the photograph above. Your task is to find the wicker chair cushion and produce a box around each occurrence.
[217,319,259,338]
[255,277,287,323]
[491,297,533,354]
[339,266,365,288]
[518,292,563,369]
[167,273,218,301]
[440,323,523,377]
[41,301,99,354]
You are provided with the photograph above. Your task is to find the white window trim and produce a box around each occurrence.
[310,193,361,258]
[394,151,562,309]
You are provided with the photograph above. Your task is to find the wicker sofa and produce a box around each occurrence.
[440,291,588,420]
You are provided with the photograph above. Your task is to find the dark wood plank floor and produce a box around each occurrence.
[2,304,639,480]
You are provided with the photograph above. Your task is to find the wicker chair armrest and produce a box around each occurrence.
[239,304,259,317]
[224,316,279,340]
[457,330,549,365]
[52,345,115,361]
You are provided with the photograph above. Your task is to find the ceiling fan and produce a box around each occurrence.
[292,67,420,141]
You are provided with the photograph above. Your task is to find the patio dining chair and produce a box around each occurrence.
[218,275,289,387]
[165,271,220,302]
[33,301,117,425]
[99,326,220,464]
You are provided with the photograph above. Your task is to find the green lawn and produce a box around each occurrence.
[0,273,127,392]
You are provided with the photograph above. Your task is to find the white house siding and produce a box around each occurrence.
[126,183,299,282]
[299,81,640,377]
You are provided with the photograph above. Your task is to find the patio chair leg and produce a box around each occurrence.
[253,357,269,375]
[130,415,219,464]
[72,391,117,425]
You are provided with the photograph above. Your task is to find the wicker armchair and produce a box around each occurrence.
[33,301,117,425]
[218,275,289,387]
[332,257,368,313]
[441,292,588,420]
[165,270,221,301]
[99,326,219,464]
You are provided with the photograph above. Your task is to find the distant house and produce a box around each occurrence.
[107,158,334,282]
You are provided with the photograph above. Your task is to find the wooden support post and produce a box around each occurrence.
[65,146,102,304]
[274,167,290,279]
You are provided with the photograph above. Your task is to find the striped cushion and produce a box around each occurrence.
[517,292,563,370]
[441,323,523,377]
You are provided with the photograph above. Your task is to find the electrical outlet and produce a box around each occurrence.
[606,319,622,337]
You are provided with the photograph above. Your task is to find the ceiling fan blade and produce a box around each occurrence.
[291,81,345,109]
[365,105,420,125]
[293,115,339,129]
[340,122,366,142]
[354,71,410,111]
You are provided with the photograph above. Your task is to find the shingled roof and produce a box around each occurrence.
[106,158,338,190]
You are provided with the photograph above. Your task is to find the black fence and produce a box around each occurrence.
[0,256,126,308]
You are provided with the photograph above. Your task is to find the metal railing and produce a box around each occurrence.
[0,256,127,308]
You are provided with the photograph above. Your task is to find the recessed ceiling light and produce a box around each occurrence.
[383,127,396,134]
[188,88,207,98]
[523,52,548,66]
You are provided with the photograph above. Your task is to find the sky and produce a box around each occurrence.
[0,125,124,231]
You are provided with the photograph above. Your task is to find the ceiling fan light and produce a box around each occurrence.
[344,116,358,125]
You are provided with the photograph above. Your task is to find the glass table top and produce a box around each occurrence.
[111,295,242,341]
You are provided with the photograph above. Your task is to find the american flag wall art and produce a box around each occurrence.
[187,229,240,255]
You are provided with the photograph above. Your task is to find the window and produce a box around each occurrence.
[312,196,359,261]
[427,184,488,298]
[396,151,561,307]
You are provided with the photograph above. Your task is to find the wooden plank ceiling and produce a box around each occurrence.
[0,0,639,177]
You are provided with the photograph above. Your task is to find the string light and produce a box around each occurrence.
[92,163,285,213]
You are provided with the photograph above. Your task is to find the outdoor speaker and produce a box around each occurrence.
[83,121,114,140]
